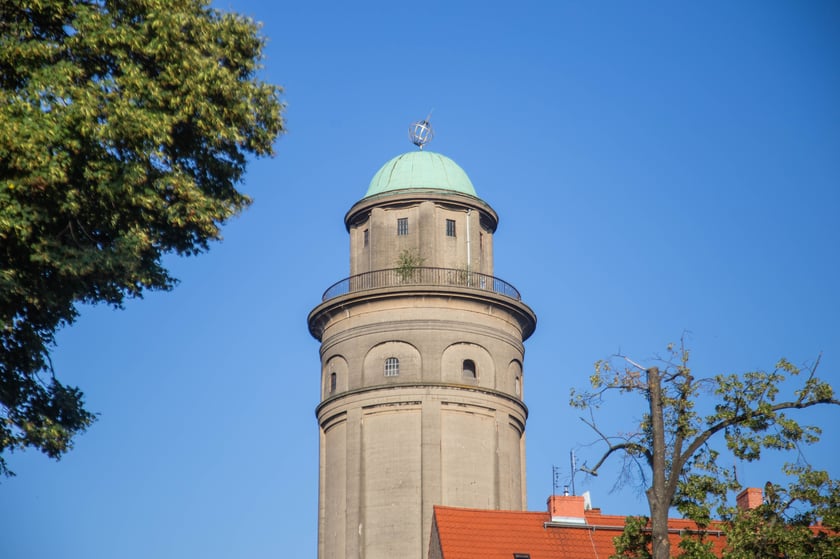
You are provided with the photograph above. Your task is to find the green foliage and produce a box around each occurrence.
[571,342,839,559]
[723,466,840,559]
[0,0,284,476]
[395,249,424,282]
[605,465,840,559]
[611,515,720,559]
[677,535,717,559]
[611,516,652,559]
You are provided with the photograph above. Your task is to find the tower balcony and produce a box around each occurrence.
[320,266,522,302]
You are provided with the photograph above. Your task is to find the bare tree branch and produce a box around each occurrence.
[578,414,652,475]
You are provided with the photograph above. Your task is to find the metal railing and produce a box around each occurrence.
[321,267,521,302]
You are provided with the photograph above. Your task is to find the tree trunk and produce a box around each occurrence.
[646,367,672,559]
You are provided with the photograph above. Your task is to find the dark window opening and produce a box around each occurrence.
[462,359,476,379]
[397,218,408,236]
[329,372,337,393]
[446,219,456,237]
[384,357,400,377]
[363,228,369,246]
[513,554,531,559]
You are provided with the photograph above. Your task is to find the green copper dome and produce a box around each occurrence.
[365,151,477,198]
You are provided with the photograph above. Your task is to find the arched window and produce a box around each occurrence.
[384,357,400,377]
[329,372,337,393]
[462,359,476,379]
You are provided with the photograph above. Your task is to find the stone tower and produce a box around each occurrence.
[308,132,536,559]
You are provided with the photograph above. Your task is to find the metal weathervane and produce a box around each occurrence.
[409,112,434,149]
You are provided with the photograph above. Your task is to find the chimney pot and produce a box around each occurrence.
[547,495,586,524]
[736,487,764,511]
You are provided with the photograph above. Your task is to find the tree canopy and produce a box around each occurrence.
[0,0,284,476]
[610,466,840,559]
[723,466,840,559]
[571,342,839,559]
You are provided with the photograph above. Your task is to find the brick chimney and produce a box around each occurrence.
[547,495,586,524]
[736,487,763,510]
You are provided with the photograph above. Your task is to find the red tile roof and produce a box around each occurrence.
[431,505,728,559]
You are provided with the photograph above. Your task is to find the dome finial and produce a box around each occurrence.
[409,111,434,150]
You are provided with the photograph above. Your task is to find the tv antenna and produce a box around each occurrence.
[554,450,581,497]
[552,465,563,496]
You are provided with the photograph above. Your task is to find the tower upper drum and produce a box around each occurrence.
[346,150,498,277]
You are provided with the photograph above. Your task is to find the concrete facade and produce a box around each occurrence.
[309,152,536,559]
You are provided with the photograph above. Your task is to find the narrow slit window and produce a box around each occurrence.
[397,218,408,236]
[462,359,476,379]
[329,372,337,393]
[384,357,400,377]
[363,228,369,246]
[446,219,456,237]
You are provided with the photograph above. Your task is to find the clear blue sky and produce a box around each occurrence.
[4,1,839,557]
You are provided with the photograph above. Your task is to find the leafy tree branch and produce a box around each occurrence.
[570,340,839,559]
[0,0,285,476]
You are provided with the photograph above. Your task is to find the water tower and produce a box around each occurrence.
[308,121,537,558]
